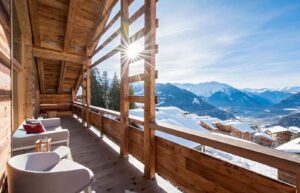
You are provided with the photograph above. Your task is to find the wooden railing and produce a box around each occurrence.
[73,102,300,193]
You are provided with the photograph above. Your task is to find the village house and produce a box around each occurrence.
[252,132,275,147]
[199,116,221,131]
[215,120,256,141]
[266,126,293,146]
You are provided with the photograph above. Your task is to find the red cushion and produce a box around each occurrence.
[23,123,46,134]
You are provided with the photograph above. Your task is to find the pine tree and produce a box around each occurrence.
[102,71,109,108]
[108,73,120,111]
[91,68,106,108]
[129,85,136,109]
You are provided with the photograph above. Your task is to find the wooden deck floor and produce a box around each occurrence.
[62,117,180,193]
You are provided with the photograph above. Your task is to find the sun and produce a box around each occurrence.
[126,43,143,60]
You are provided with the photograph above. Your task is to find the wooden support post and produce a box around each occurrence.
[99,114,104,138]
[120,0,129,158]
[81,62,87,124]
[297,173,300,193]
[86,59,91,128]
[144,0,157,179]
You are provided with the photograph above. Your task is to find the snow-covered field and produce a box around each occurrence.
[130,106,278,179]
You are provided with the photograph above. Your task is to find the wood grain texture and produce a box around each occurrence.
[0,0,10,191]
[120,0,129,158]
[155,137,295,193]
[143,0,157,179]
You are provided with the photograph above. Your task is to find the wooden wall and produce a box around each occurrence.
[73,105,296,193]
[0,0,11,192]
[40,94,73,117]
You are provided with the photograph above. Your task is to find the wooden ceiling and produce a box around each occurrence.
[28,0,116,94]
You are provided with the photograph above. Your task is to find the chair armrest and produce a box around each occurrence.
[40,118,61,128]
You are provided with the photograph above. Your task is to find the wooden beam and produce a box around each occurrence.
[13,0,32,43]
[64,0,79,51]
[27,0,41,46]
[87,0,118,56]
[90,45,120,68]
[90,1,143,57]
[151,122,300,174]
[74,73,82,95]
[129,27,145,44]
[92,28,120,57]
[58,62,66,94]
[33,47,87,63]
[128,71,158,83]
[144,0,157,179]
[129,5,145,24]
[128,96,144,103]
[88,0,136,56]
[120,0,129,158]
[37,59,45,94]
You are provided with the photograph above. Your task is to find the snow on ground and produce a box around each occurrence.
[205,147,277,179]
[276,138,300,154]
[130,106,278,179]
[289,126,300,134]
[266,126,288,133]
[130,107,207,148]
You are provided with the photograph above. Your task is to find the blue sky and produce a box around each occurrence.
[95,0,300,89]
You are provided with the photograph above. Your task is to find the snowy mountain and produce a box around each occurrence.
[277,113,300,127]
[268,92,300,115]
[280,86,300,94]
[207,87,272,116]
[133,83,234,120]
[244,88,293,104]
[252,91,292,104]
[174,81,231,97]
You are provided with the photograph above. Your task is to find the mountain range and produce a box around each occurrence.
[133,81,300,120]
[175,82,283,116]
[133,83,234,120]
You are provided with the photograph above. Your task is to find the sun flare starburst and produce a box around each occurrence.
[126,43,143,59]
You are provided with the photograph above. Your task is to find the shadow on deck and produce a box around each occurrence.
[61,117,179,193]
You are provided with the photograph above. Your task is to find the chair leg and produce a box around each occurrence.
[84,185,92,193]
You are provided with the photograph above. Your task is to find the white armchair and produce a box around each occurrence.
[7,152,94,193]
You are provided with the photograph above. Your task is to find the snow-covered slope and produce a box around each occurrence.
[130,107,207,148]
[130,106,277,178]
[174,81,231,97]
[276,138,300,154]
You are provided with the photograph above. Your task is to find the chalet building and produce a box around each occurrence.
[252,132,275,147]
[289,126,300,139]
[214,120,255,141]
[1,0,300,193]
[199,116,221,131]
[266,126,293,146]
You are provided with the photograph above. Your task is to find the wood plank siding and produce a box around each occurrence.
[0,0,11,192]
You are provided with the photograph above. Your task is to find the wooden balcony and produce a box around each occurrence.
[71,103,300,193]
[2,0,300,192]
[63,116,180,193]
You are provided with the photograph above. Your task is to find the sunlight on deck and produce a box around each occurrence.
[63,117,181,193]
